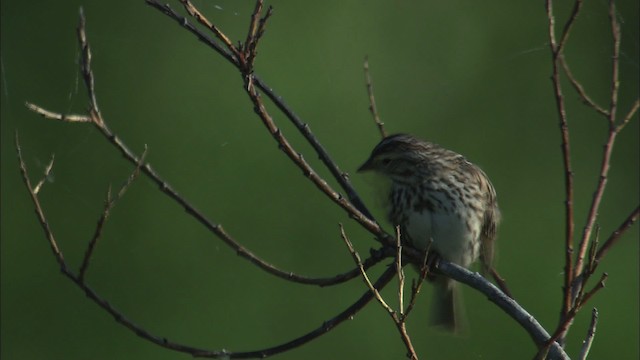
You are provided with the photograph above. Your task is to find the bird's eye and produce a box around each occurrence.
[381,158,392,166]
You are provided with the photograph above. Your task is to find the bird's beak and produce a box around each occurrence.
[357,157,375,172]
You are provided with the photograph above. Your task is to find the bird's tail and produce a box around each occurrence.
[429,278,465,333]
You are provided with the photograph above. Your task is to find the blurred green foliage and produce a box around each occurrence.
[2,1,638,359]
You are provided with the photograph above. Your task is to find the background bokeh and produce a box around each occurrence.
[2,1,638,359]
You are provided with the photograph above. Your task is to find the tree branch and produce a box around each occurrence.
[438,261,569,360]
[546,0,576,320]
[146,0,377,222]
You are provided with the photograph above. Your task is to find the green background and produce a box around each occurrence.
[2,1,638,359]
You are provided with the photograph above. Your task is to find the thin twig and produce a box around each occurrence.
[243,0,273,71]
[586,225,600,274]
[559,57,609,117]
[617,99,639,132]
[595,206,639,262]
[25,102,91,123]
[579,273,608,306]
[15,132,66,268]
[403,242,431,319]
[543,272,607,357]
[606,0,621,126]
[573,0,622,283]
[78,146,148,283]
[339,224,394,313]
[339,224,418,360]
[363,56,387,138]
[395,226,405,313]
[180,0,241,61]
[78,7,101,119]
[546,0,576,320]
[244,0,264,59]
[490,268,513,299]
[33,154,55,195]
[243,59,385,240]
[556,0,584,52]
[578,308,598,360]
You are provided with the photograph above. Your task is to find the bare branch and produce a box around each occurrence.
[595,206,640,262]
[574,0,626,283]
[546,0,636,348]
[546,0,576,320]
[32,154,55,195]
[577,309,599,360]
[145,0,377,223]
[617,98,639,132]
[220,265,397,358]
[403,242,430,320]
[490,268,513,299]
[556,0,584,53]
[586,225,600,274]
[606,0,621,126]
[19,125,399,358]
[395,226,405,313]
[340,224,394,313]
[363,56,387,138]
[25,102,91,123]
[243,67,385,241]
[243,0,273,71]
[580,273,608,306]
[22,1,633,359]
[438,261,569,360]
[559,57,609,117]
[339,224,419,359]
[15,132,66,268]
[78,146,148,283]
[77,7,101,118]
[180,0,240,61]
[28,5,385,288]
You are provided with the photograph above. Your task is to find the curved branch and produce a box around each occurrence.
[437,261,570,360]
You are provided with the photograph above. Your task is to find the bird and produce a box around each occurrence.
[358,133,500,332]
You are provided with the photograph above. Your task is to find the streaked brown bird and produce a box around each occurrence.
[358,133,500,332]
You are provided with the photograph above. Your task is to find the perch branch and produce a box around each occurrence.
[438,261,569,360]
